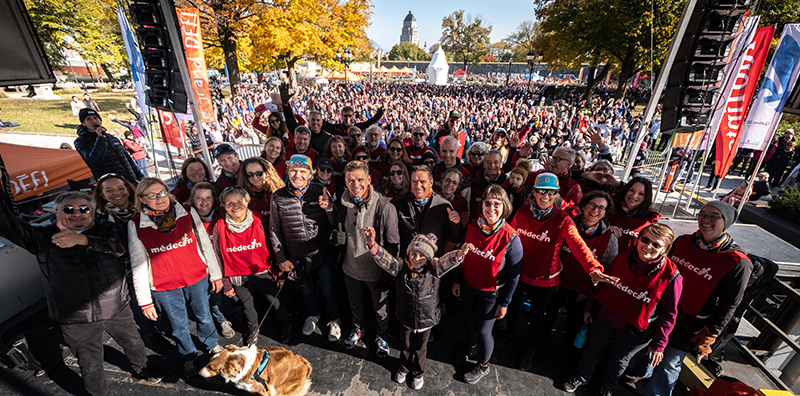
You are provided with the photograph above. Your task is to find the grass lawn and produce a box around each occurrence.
[0,92,136,135]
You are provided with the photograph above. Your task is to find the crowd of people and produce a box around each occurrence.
[0,79,763,396]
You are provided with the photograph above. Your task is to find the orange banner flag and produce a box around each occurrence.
[177,8,216,124]
[0,143,93,201]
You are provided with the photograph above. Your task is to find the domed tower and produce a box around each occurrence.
[400,11,419,47]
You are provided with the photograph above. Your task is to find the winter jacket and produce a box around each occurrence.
[0,201,129,324]
[270,182,333,263]
[394,192,462,257]
[74,125,143,184]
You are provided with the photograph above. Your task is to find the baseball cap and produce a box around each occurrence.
[449,110,461,119]
[213,143,237,158]
[533,172,560,190]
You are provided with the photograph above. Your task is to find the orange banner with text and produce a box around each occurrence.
[177,8,216,124]
[0,143,93,201]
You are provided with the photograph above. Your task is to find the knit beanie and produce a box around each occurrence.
[510,165,529,184]
[407,233,438,261]
[702,200,736,230]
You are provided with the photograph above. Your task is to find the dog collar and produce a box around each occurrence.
[252,349,270,381]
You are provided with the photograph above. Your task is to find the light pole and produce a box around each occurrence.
[506,58,513,87]
[336,47,353,83]
[526,51,536,97]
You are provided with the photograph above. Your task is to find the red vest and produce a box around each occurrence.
[461,221,516,291]
[464,163,483,180]
[438,130,467,158]
[135,206,208,291]
[671,235,747,317]
[369,146,385,168]
[595,251,678,330]
[560,230,612,295]
[407,144,429,164]
[511,207,569,285]
[607,210,657,250]
[216,215,271,277]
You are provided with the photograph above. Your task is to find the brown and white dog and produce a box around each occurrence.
[200,344,312,396]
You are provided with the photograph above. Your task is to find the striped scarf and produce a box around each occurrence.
[351,188,370,207]
[414,189,433,207]
[477,214,504,235]
[530,204,554,221]
[694,231,728,251]
[580,218,600,236]
[289,182,310,198]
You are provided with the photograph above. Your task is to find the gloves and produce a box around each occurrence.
[690,326,718,356]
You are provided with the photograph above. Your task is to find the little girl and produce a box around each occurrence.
[721,181,751,206]
[365,229,472,390]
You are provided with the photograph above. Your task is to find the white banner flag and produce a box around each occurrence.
[739,24,800,150]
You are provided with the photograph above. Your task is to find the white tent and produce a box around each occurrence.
[427,47,449,85]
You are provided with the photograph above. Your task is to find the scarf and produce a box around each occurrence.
[622,204,640,218]
[483,171,501,184]
[224,171,235,178]
[143,204,177,234]
[387,181,404,195]
[334,156,347,164]
[414,189,433,207]
[445,193,456,202]
[694,231,729,251]
[186,180,196,190]
[477,214,504,235]
[225,210,254,233]
[200,210,215,223]
[105,202,138,222]
[289,182,310,198]
[530,204,554,221]
[579,218,600,236]
[318,178,332,187]
[351,188,370,207]
[406,260,427,277]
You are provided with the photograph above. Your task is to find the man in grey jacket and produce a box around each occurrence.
[333,160,399,357]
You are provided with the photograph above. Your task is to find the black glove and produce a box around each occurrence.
[279,83,293,105]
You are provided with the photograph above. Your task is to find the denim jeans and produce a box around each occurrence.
[209,290,228,324]
[152,276,218,359]
[299,253,339,321]
[575,317,650,392]
[135,158,148,177]
[644,345,688,396]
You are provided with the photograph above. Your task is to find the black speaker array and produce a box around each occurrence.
[660,0,753,134]
[129,0,188,113]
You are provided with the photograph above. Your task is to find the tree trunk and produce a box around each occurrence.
[584,62,610,103]
[614,49,638,99]
[220,26,240,96]
[282,53,298,89]
[101,63,116,84]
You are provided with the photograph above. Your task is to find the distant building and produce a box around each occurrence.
[400,11,419,47]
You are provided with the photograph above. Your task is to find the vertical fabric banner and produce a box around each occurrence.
[116,8,151,118]
[713,25,775,178]
[740,24,800,151]
[177,8,216,124]
[159,110,185,149]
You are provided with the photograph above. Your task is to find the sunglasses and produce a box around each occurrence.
[389,147,403,152]
[269,119,280,124]
[470,151,485,157]
[246,171,265,178]
[97,173,121,183]
[389,170,403,176]
[534,189,558,196]
[639,236,664,249]
[141,190,169,200]
[318,168,333,173]
[355,155,369,161]
[412,133,426,137]
[62,205,91,214]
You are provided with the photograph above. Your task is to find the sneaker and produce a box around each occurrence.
[463,363,490,384]
[412,376,424,390]
[220,321,235,339]
[183,357,199,378]
[281,325,293,344]
[344,327,363,349]
[394,369,407,383]
[562,375,585,393]
[136,363,165,384]
[146,332,172,351]
[209,344,224,355]
[597,387,613,396]
[327,319,342,342]
[302,315,319,336]
[376,335,390,357]
[246,328,260,346]
[519,348,535,371]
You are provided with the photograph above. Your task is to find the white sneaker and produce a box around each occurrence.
[302,315,319,336]
[412,376,424,389]
[394,369,407,383]
[327,319,342,342]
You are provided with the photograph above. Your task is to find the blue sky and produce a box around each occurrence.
[365,1,537,53]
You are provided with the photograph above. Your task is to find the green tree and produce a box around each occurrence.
[506,20,541,62]
[439,10,492,69]
[388,42,430,61]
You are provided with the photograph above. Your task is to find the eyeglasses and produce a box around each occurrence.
[552,156,570,163]
[585,202,607,212]
[534,189,558,196]
[246,171,265,179]
[482,201,503,208]
[349,134,361,138]
[269,119,280,124]
[355,155,370,161]
[62,205,91,214]
[389,170,403,176]
[389,147,403,153]
[697,213,723,222]
[318,168,333,173]
[141,190,169,200]
[412,133,426,137]
[470,151,485,157]
[639,236,664,249]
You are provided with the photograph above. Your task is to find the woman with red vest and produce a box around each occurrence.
[546,190,619,362]
[171,157,212,203]
[451,186,523,385]
[128,178,224,378]
[505,172,619,372]
[607,177,661,250]
[644,201,752,396]
[237,157,285,220]
[213,187,292,346]
[562,224,682,396]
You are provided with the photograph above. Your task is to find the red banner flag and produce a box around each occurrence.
[714,26,775,178]
[177,8,216,124]
[158,110,184,149]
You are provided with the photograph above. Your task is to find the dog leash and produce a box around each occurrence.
[238,281,285,347]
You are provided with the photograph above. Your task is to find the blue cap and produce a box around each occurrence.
[534,172,560,190]
[286,154,312,170]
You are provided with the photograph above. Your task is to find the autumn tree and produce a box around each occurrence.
[439,10,492,70]
[506,20,542,62]
[388,42,429,61]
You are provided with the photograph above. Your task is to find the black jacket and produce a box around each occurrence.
[74,125,143,184]
[0,202,129,324]
[394,192,462,257]
[395,263,440,329]
[270,182,332,263]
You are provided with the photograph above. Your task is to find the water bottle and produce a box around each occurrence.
[573,324,588,349]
